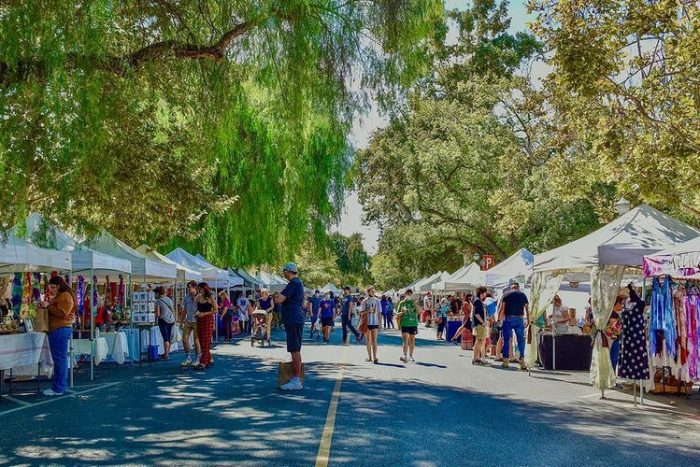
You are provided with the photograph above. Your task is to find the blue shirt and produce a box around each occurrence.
[308,296,322,316]
[320,299,335,319]
[280,277,305,325]
[341,295,355,317]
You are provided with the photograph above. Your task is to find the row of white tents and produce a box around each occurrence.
[392,204,700,393]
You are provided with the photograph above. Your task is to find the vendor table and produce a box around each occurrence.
[538,333,593,371]
[445,316,463,342]
[72,337,108,367]
[102,332,129,365]
[0,332,53,398]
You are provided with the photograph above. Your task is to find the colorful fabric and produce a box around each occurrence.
[687,292,700,381]
[650,276,677,359]
[197,314,214,365]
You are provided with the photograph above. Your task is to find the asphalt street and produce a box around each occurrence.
[1,324,699,466]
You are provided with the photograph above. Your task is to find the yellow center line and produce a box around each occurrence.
[315,351,347,467]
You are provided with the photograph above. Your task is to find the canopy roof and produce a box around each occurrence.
[231,267,263,288]
[643,235,700,278]
[166,248,229,283]
[0,234,72,273]
[441,263,485,291]
[256,271,287,292]
[534,204,700,273]
[85,231,177,281]
[485,248,534,289]
[432,265,469,291]
[321,282,341,295]
[415,271,450,292]
[136,245,202,282]
[12,213,131,275]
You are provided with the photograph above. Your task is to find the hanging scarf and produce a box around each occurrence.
[77,275,85,316]
[118,274,125,310]
[105,275,112,307]
[32,273,41,302]
[93,275,98,303]
[686,291,699,381]
[11,273,22,316]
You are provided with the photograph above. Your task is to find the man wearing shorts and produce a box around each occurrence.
[360,286,383,363]
[308,290,322,340]
[472,287,488,365]
[396,289,418,363]
[179,281,201,367]
[275,263,305,390]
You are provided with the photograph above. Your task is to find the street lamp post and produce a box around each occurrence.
[615,197,630,216]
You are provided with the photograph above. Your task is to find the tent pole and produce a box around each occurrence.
[552,308,556,372]
[90,267,95,381]
[69,268,74,388]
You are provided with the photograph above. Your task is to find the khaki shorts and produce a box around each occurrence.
[474,324,487,340]
[182,320,198,342]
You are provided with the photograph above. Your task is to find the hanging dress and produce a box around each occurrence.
[617,296,650,381]
[685,289,700,381]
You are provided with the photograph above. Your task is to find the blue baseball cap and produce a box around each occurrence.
[282,262,298,273]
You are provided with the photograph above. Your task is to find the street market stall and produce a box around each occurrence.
[529,204,700,398]
[0,233,72,397]
[485,248,534,292]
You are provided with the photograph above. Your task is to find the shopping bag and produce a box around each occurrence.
[358,315,368,334]
[34,307,50,333]
[278,360,305,387]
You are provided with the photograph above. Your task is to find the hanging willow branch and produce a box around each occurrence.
[1,17,268,85]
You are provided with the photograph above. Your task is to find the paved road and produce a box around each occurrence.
[1,324,699,466]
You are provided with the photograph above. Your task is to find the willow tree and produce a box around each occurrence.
[0,1,444,265]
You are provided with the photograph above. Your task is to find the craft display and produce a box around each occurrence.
[132,291,156,323]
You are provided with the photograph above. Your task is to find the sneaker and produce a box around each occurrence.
[193,355,201,366]
[400,356,408,363]
[409,356,415,363]
[519,358,528,371]
[373,358,379,364]
[43,388,63,396]
[181,356,192,367]
[501,360,509,369]
[281,377,303,391]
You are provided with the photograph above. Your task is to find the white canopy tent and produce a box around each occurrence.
[415,271,450,293]
[440,263,485,292]
[12,213,132,279]
[432,265,468,292]
[85,231,177,283]
[485,248,534,292]
[321,283,341,295]
[166,248,230,285]
[232,267,264,289]
[0,234,72,273]
[399,276,425,294]
[256,271,287,292]
[194,254,243,288]
[136,245,202,282]
[529,204,700,392]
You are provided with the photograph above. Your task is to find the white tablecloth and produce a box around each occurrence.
[102,332,129,364]
[72,337,108,366]
[0,332,53,377]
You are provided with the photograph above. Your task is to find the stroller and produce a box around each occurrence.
[250,309,272,347]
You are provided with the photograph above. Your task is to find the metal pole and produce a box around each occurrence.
[552,305,557,371]
[69,268,74,388]
[90,267,95,381]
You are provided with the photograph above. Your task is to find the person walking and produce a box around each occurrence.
[179,281,201,367]
[320,292,335,343]
[258,289,275,334]
[340,286,360,344]
[275,263,306,390]
[194,283,218,371]
[386,295,395,329]
[422,291,434,327]
[154,286,175,360]
[436,298,449,340]
[472,287,488,365]
[498,282,529,370]
[236,292,251,336]
[361,286,383,364]
[396,289,419,363]
[40,276,77,396]
[218,291,233,343]
[308,290,322,340]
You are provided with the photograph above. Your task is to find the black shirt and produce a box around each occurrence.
[472,299,485,327]
[502,290,529,317]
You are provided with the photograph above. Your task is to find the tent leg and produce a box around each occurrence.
[90,268,95,382]
[633,380,637,407]
[640,382,644,406]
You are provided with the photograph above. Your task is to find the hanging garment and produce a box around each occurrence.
[618,296,650,381]
[686,290,700,381]
[650,277,677,360]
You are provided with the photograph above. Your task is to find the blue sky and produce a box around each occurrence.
[336,1,535,254]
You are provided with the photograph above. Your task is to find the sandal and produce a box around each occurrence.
[193,364,206,371]
[373,358,379,364]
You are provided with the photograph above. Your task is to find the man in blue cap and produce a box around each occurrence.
[275,262,305,390]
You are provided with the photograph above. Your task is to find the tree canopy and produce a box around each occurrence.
[0,0,444,266]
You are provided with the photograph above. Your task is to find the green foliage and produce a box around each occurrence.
[0,0,445,266]
[530,0,700,222]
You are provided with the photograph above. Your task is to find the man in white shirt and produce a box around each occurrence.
[422,291,434,327]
